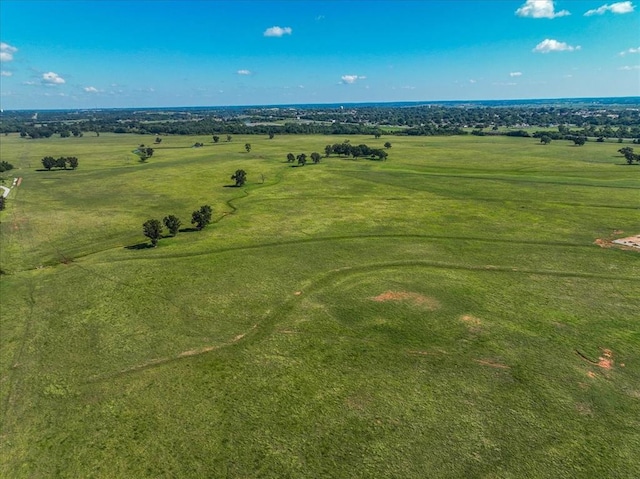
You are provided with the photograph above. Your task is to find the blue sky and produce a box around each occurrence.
[1,0,638,109]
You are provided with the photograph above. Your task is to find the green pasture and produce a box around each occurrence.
[1,132,639,477]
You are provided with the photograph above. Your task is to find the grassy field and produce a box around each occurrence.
[1,132,639,478]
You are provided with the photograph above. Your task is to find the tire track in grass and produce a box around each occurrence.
[78,232,634,270]
[84,257,639,382]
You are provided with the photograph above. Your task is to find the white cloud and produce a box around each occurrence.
[510,71,523,77]
[1,70,12,77]
[0,42,18,62]
[84,86,100,93]
[619,65,640,70]
[515,0,570,18]
[585,1,634,15]
[469,79,477,83]
[341,74,366,84]
[533,39,581,53]
[619,46,640,55]
[493,82,518,86]
[42,72,65,84]
[236,69,252,75]
[263,26,292,37]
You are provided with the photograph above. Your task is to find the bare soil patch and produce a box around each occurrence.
[612,234,640,250]
[371,291,440,310]
[577,347,615,370]
[595,231,640,250]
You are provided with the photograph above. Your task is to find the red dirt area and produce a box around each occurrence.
[371,291,440,310]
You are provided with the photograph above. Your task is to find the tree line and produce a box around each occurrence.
[143,205,213,247]
[41,156,79,170]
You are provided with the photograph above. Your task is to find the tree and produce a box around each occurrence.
[286,153,295,163]
[540,135,551,145]
[269,132,275,139]
[245,143,251,153]
[0,196,5,211]
[384,141,392,149]
[231,169,247,187]
[0,161,14,172]
[619,147,639,165]
[55,157,68,169]
[163,215,181,236]
[296,153,307,166]
[41,156,56,170]
[191,205,212,230]
[60,130,71,138]
[310,152,321,164]
[143,219,163,247]
[213,135,220,143]
[154,137,162,144]
[324,145,333,157]
[572,136,586,146]
[67,157,79,169]
[226,135,232,142]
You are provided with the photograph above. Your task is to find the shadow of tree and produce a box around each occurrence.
[125,242,155,250]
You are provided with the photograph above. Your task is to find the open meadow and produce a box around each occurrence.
[1,132,639,477]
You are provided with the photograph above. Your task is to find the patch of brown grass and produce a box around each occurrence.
[474,359,509,369]
[371,291,440,310]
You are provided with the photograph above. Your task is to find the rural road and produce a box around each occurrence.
[0,185,10,198]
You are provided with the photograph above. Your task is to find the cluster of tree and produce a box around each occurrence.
[0,196,5,212]
[41,156,79,170]
[285,152,321,166]
[0,161,14,172]
[619,147,640,164]
[135,146,154,161]
[324,142,389,160]
[193,142,205,148]
[142,205,212,247]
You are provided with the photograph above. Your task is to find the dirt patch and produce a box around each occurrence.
[612,234,640,250]
[371,291,440,310]
[474,359,509,369]
[577,348,615,371]
[294,291,302,296]
[596,231,640,251]
[598,348,614,369]
[16,177,22,187]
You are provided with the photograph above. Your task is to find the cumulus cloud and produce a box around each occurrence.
[469,79,477,84]
[619,46,640,55]
[341,74,366,84]
[42,72,65,85]
[84,86,100,93]
[619,65,640,70]
[42,72,65,84]
[236,69,252,75]
[263,26,292,37]
[515,0,570,18]
[1,70,12,77]
[533,39,581,53]
[0,42,18,62]
[510,71,523,77]
[585,1,634,15]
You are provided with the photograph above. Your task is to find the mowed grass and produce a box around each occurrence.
[1,132,639,478]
